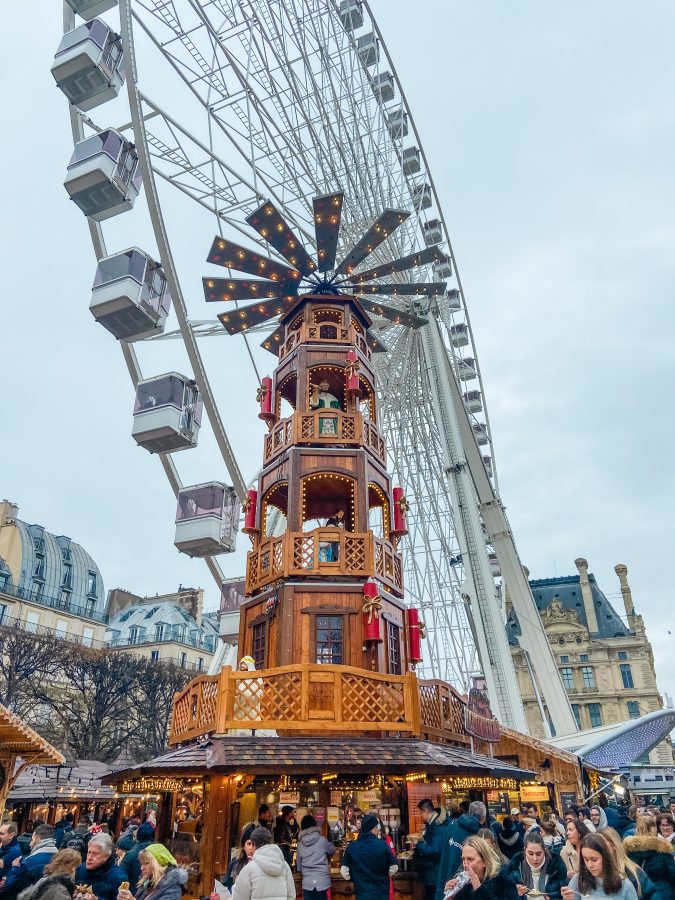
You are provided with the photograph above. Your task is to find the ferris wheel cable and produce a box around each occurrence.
[128,9,317,244]
[119,0,246,502]
[361,0,500,491]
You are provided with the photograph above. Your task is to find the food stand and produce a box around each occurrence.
[0,703,64,818]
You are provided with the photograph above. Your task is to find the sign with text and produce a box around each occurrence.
[519,784,551,803]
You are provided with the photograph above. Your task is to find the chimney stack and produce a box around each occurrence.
[614,564,635,620]
[574,557,599,633]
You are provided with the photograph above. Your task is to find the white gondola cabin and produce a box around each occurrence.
[423,219,442,246]
[357,33,379,67]
[488,553,501,577]
[338,0,363,31]
[386,107,409,139]
[132,373,202,453]
[372,71,395,103]
[65,0,118,19]
[473,423,489,446]
[401,147,421,176]
[90,248,171,341]
[51,19,124,111]
[433,258,452,280]
[463,390,482,413]
[174,483,240,557]
[458,357,477,381]
[446,289,461,310]
[64,129,141,221]
[450,323,469,347]
[483,455,493,478]
[412,182,432,209]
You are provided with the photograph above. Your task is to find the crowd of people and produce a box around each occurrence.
[0,815,184,900]
[1,796,673,900]
[410,798,675,900]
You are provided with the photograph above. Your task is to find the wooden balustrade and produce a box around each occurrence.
[278,324,371,361]
[169,665,473,747]
[262,410,386,465]
[246,530,403,595]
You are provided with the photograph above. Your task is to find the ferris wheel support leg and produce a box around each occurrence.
[118,0,246,502]
[420,316,527,732]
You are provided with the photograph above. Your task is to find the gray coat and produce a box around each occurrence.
[295,827,336,892]
[135,867,188,900]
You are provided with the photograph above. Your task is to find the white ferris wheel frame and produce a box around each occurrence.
[59,0,575,736]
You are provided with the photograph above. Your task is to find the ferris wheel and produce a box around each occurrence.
[55,0,575,735]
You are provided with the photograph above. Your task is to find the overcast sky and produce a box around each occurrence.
[2,2,674,711]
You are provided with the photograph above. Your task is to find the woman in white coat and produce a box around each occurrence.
[232,828,295,900]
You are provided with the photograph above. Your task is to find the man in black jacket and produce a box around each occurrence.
[341,815,397,900]
[413,800,449,900]
[505,832,567,900]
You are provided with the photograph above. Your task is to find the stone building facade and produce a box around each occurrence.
[508,557,672,765]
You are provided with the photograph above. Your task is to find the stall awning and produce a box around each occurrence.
[0,704,64,765]
[8,759,117,803]
[104,737,534,783]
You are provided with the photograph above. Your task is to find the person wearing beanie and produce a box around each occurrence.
[341,815,397,900]
[119,845,186,900]
[296,815,335,900]
[119,824,155,892]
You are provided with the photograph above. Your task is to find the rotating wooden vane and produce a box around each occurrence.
[203,191,449,351]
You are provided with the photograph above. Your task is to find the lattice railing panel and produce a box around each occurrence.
[344,536,367,571]
[169,675,220,744]
[293,535,314,569]
[341,673,407,723]
[419,683,442,730]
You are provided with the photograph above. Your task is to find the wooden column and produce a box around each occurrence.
[200,775,236,896]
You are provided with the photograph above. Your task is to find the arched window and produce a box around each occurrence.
[368,483,389,540]
[262,482,289,536]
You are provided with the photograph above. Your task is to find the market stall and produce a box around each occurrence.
[105,736,534,898]
[0,703,64,818]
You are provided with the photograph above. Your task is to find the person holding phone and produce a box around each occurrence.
[561,834,637,900]
[442,836,517,900]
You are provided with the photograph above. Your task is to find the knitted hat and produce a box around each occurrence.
[143,844,177,867]
[361,814,380,834]
[137,823,155,842]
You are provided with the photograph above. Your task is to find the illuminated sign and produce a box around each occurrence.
[441,776,519,792]
[120,777,187,794]
[519,784,550,802]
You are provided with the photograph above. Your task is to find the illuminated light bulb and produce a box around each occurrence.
[207,281,214,288]
[265,206,273,215]
[276,223,284,232]
[237,250,245,259]
[222,295,230,301]
[219,241,225,249]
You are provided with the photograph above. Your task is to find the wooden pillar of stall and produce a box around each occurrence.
[200,776,236,896]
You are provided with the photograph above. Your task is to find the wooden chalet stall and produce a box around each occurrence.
[104,205,584,899]
[0,703,64,818]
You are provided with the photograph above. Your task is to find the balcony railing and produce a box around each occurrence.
[262,410,386,465]
[168,664,471,746]
[0,581,108,624]
[278,324,372,361]
[246,530,403,596]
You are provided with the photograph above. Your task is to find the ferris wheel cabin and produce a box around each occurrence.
[65,0,118,20]
[458,357,477,380]
[131,373,201,454]
[64,130,141,221]
[174,483,239,557]
[51,19,124,112]
[90,248,171,341]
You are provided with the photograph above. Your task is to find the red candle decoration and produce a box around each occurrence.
[406,607,424,663]
[392,487,409,536]
[257,376,274,421]
[362,579,383,643]
[242,489,258,534]
[345,350,361,399]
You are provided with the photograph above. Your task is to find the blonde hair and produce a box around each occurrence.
[139,850,168,887]
[636,815,657,836]
[462,835,501,881]
[44,850,81,877]
[597,828,642,898]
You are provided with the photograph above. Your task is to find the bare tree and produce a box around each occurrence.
[0,623,62,717]
[130,658,192,758]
